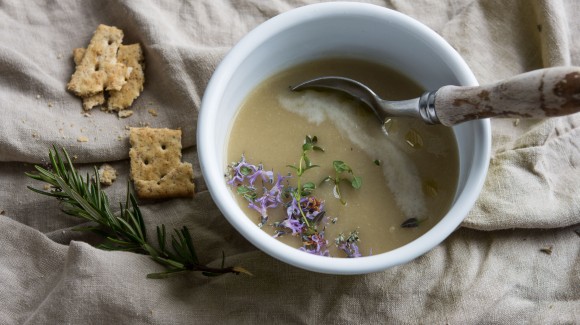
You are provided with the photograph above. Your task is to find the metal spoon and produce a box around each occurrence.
[291,67,580,126]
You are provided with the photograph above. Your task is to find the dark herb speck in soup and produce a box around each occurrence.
[226,58,458,257]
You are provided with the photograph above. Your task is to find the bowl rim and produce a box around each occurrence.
[198,2,491,274]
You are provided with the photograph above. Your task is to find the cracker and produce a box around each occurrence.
[73,48,106,110]
[107,44,145,111]
[129,127,195,199]
[67,24,130,97]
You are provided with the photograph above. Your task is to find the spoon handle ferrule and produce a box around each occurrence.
[418,91,440,125]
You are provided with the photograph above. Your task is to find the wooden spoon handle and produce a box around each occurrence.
[434,67,580,126]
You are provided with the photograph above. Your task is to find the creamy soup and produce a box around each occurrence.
[226,58,458,257]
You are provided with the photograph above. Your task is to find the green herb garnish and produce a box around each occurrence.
[26,146,250,279]
[321,160,362,205]
[287,135,324,228]
[335,230,362,258]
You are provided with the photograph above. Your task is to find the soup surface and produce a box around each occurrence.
[226,58,458,257]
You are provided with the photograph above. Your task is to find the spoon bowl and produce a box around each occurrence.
[292,67,580,126]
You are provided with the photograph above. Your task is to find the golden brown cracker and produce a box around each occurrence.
[67,25,130,97]
[72,47,105,110]
[107,44,145,111]
[129,127,195,199]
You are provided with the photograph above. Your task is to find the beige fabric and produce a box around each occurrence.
[0,0,578,323]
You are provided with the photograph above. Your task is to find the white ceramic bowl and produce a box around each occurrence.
[198,2,491,274]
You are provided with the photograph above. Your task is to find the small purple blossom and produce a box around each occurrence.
[227,155,257,186]
[248,173,288,226]
[248,168,273,186]
[301,197,324,220]
[300,231,329,256]
[285,196,325,221]
[279,217,304,235]
[337,242,361,258]
[286,195,303,219]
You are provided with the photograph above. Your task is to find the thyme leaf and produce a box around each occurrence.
[322,160,362,205]
[26,146,249,279]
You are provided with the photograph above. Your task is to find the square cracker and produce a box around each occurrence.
[107,44,145,111]
[73,48,105,110]
[129,127,195,199]
[67,24,130,97]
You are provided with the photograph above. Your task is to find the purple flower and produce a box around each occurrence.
[286,195,303,219]
[337,242,361,258]
[300,231,329,256]
[279,217,304,235]
[227,155,257,186]
[301,197,325,220]
[248,173,288,226]
[248,167,273,186]
[286,196,325,220]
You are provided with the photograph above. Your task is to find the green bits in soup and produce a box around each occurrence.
[226,58,458,258]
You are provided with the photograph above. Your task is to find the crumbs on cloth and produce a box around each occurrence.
[129,127,195,199]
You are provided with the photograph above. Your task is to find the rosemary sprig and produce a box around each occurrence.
[26,146,250,279]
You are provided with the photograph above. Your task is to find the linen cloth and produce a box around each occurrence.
[0,0,579,323]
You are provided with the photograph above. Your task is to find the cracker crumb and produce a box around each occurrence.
[48,102,53,107]
[43,184,51,190]
[83,112,92,117]
[118,110,134,118]
[148,108,158,117]
[98,163,118,186]
[77,136,89,142]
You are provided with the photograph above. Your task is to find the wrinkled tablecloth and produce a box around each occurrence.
[0,0,578,324]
